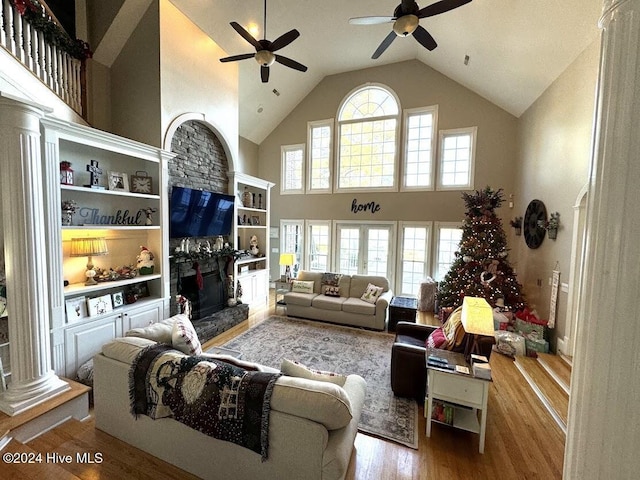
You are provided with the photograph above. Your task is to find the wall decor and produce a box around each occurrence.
[112,290,125,308]
[60,161,74,185]
[65,296,88,323]
[108,171,129,192]
[130,171,153,194]
[523,199,547,249]
[87,294,113,317]
[351,198,381,214]
[77,207,143,225]
[86,160,104,189]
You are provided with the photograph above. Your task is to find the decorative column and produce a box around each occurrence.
[0,94,68,415]
[564,1,640,478]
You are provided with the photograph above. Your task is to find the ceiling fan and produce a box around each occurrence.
[349,0,472,59]
[219,0,308,83]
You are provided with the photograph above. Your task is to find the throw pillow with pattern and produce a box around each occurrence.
[171,315,202,355]
[324,285,341,297]
[361,283,384,304]
[426,327,447,349]
[291,280,314,294]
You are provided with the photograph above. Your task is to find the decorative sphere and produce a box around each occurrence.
[463,255,472,263]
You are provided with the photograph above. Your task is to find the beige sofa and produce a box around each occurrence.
[94,330,366,480]
[284,271,392,331]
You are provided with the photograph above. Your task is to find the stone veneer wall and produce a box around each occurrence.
[168,120,230,315]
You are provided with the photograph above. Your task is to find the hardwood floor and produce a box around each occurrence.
[0,295,565,479]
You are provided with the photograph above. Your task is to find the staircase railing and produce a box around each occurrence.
[0,0,88,117]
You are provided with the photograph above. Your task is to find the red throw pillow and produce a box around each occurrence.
[426,327,447,349]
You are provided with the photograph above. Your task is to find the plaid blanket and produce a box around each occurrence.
[129,344,280,460]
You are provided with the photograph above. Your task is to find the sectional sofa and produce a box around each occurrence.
[284,271,392,331]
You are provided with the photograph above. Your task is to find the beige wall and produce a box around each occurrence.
[239,136,259,176]
[259,59,518,282]
[159,0,239,166]
[513,39,600,349]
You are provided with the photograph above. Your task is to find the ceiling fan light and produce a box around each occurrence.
[255,50,275,67]
[393,15,419,37]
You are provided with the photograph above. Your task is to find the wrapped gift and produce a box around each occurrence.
[494,330,526,357]
[515,318,545,338]
[525,337,550,356]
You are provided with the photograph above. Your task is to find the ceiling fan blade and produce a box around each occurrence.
[270,29,300,52]
[349,16,394,25]
[275,55,308,72]
[261,65,270,83]
[230,21,261,50]
[418,0,472,18]
[412,25,438,51]
[219,53,255,63]
[372,31,397,59]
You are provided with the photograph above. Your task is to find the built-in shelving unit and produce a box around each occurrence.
[40,117,175,377]
[229,172,274,307]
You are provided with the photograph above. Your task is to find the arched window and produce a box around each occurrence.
[336,85,400,190]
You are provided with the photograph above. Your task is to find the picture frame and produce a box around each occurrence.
[87,294,113,317]
[65,296,88,323]
[251,216,260,225]
[112,290,125,308]
[124,282,150,305]
[107,171,129,192]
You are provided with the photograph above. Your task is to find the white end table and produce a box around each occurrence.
[424,348,491,453]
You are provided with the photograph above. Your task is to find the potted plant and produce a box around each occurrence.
[545,212,560,239]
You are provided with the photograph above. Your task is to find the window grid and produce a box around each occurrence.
[308,223,330,272]
[400,226,429,296]
[436,227,463,281]
[338,228,360,275]
[309,122,332,191]
[404,109,436,189]
[281,221,303,278]
[438,127,477,190]
[366,228,389,277]
[281,145,304,194]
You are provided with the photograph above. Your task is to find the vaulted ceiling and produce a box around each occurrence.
[169,0,602,144]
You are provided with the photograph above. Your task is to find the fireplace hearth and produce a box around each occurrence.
[180,270,226,321]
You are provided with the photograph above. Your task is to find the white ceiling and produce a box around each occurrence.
[170,0,603,144]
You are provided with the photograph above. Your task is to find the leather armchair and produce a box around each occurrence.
[391,321,495,401]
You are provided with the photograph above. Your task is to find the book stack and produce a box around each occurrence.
[427,354,454,370]
[431,400,454,425]
[471,354,492,380]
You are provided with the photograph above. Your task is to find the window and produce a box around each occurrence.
[434,224,463,281]
[307,120,333,193]
[336,85,400,191]
[403,107,437,190]
[280,220,303,277]
[335,222,395,280]
[281,144,305,194]
[437,127,477,190]
[306,221,331,272]
[398,222,431,296]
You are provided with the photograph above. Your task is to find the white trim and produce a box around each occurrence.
[401,105,438,191]
[306,119,333,194]
[280,144,306,195]
[436,126,477,191]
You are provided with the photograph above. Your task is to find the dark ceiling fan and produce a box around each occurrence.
[349,0,472,59]
[219,0,307,83]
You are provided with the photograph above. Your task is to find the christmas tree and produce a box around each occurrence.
[436,187,525,311]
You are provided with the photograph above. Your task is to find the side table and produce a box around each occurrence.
[388,296,418,332]
[424,348,491,453]
[274,280,291,312]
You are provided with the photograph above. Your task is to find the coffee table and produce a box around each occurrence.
[424,347,491,453]
[388,296,418,332]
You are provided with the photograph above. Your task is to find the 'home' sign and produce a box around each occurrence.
[351,198,381,214]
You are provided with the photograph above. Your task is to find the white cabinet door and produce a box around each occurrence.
[121,300,163,332]
[64,314,120,377]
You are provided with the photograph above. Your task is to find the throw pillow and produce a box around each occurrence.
[324,285,340,297]
[291,280,314,294]
[321,272,342,286]
[426,327,447,349]
[441,306,466,351]
[172,315,202,355]
[361,283,384,304]
[280,358,347,386]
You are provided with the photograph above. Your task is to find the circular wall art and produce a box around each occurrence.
[523,199,547,249]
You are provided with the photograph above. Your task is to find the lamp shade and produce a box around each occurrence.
[70,237,109,257]
[279,253,295,266]
[460,296,494,336]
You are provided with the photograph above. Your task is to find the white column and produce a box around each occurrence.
[0,94,69,415]
[564,1,640,478]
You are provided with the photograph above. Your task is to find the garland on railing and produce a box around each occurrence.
[9,0,92,60]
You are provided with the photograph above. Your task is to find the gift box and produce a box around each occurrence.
[525,337,549,356]
[515,318,545,338]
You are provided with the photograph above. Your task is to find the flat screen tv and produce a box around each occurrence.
[170,186,235,238]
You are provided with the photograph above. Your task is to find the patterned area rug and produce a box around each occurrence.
[219,316,418,449]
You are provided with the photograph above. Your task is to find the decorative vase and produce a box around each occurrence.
[242,186,253,207]
[62,210,73,226]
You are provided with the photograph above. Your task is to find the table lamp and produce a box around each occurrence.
[460,296,494,362]
[71,237,109,285]
[279,253,295,282]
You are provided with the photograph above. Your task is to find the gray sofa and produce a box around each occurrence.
[284,271,392,331]
[94,331,366,480]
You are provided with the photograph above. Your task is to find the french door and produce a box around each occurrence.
[335,223,395,281]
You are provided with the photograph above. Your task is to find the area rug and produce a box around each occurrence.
[218,316,418,449]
